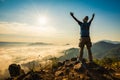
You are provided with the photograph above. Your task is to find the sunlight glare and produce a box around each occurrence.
[38,16,47,25]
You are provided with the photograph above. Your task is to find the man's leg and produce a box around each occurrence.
[79,45,84,61]
[86,46,93,62]
[86,37,93,62]
[79,38,85,61]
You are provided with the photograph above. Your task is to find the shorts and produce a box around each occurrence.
[79,37,92,48]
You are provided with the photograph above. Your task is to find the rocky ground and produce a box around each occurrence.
[6,57,120,80]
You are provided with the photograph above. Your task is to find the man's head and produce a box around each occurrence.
[83,16,89,22]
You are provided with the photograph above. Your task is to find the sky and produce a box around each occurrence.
[0,0,120,44]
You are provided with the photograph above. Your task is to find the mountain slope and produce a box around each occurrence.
[59,48,79,61]
[105,45,120,57]
[92,41,119,58]
[59,41,120,60]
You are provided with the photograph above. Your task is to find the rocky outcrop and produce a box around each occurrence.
[6,57,120,80]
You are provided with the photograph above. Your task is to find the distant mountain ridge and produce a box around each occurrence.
[0,42,29,46]
[101,40,120,44]
[29,42,53,46]
[0,42,53,46]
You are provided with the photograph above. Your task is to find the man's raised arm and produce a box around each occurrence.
[89,13,95,23]
[70,12,82,24]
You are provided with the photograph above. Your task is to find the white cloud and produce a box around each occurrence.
[0,45,73,78]
[0,21,57,37]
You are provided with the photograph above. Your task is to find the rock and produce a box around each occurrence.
[57,66,63,70]
[29,72,42,80]
[108,68,115,73]
[65,67,70,74]
[62,78,68,80]
[55,71,64,76]
[8,64,21,77]
[73,63,84,73]
[61,66,66,71]
[58,61,64,67]
[74,63,82,70]
[64,59,70,65]
[65,62,74,67]
[74,61,80,65]
[71,57,77,61]
[8,64,32,80]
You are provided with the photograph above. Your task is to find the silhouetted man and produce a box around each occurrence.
[70,12,95,63]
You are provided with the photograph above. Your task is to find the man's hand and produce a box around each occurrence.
[89,13,95,23]
[92,13,95,17]
[70,12,81,23]
[70,12,74,16]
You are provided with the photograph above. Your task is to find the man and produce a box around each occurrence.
[70,12,95,63]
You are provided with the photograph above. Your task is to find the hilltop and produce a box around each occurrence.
[6,57,120,80]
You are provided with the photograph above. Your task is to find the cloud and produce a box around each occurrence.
[0,54,13,76]
[0,45,73,78]
[0,21,57,37]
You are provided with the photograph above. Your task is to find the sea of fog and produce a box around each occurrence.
[0,45,75,78]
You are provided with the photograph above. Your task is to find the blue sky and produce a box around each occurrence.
[0,0,120,44]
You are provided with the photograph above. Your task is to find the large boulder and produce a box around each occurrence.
[8,64,21,77]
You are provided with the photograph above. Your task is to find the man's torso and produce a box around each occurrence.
[78,22,91,37]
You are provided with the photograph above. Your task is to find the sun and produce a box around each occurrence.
[38,16,47,25]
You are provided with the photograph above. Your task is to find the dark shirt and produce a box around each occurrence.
[78,22,91,37]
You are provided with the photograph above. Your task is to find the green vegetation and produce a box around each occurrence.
[94,57,120,70]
